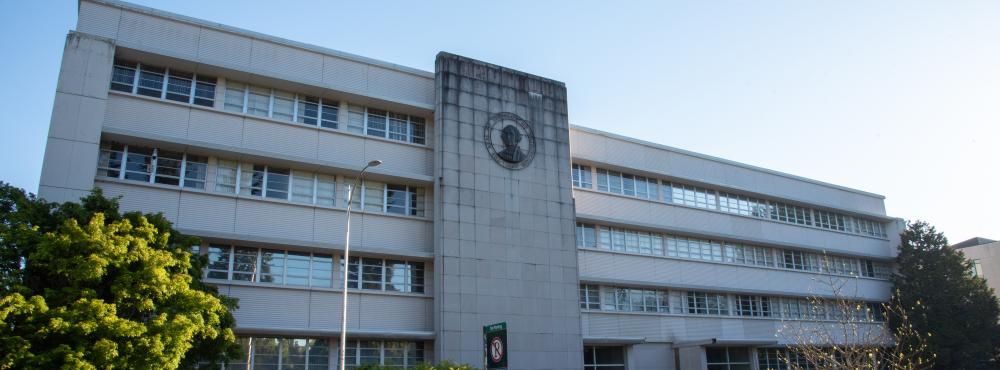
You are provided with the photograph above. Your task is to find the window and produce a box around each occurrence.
[297,96,320,125]
[228,337,329,370]
[782,250,818,272]
[594,168,659,200]
[388,112,408,141]
[183,155,207,189]
[665,182,717,209]
[686,291,729,315]
[972,259,984,278]
[386,185,425,216]
[345,257,424,293]
[153,150,183,186]
[320,99,339,129]
[410,117,426,145]
[736,295,771,317]
[580,284,600,309]
[271,90,295,121]
[291,170,316,204]
[757,348,787,370]
[215,159,238,193]
[584,346,625,370]
[347,104,365,134]
[576,223,596,248]
[363,180,385,212]
[110,59,216,107]
[110,59,137,93]
[200,245,333,288]
[97,142,124,178]
[123,146,153,182]
[603,287,669,313]
[224,81,246,112]
[316,175,336,207]
[598,227,663,256]
[265,167,290,200]
[666,235,722,262]
[572,164,592,189]
[344,340,424,369]
[724,243,774,267]
[247,85,270,117]
[366,108,387,137]
[136,64,165,98]
[707,347,751,370]
[165,70,192,103]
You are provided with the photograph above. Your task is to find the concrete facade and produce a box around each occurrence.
[955,238,1000,294]
[37,1,903,369]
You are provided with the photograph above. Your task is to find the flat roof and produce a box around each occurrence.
[80,0,436,80]
[570,124,887,200]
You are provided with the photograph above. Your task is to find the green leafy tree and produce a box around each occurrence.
[0,183,239,369]
[893,220,1000,369]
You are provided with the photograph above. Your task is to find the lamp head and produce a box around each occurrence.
[367,160,383,167]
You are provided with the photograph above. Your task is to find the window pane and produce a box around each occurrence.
[232,247,258,282]
[247,86,270,117]
[311,254,333,288]
[285,251,310,286]
[193,75,216,107]
[153,150,183,186]
[124,147,153,182]
[206,245,230,280]
[272,90,294,122]
[291,171,315,204]
[224,81,246,113]
[347,105,365,134]
[410,117,426,144]
[110,60,136,93]
[97,142,124,178]
[165,70,192,103]
[320,100,339,129]
[316,175,336,207]
[137,64,165,97]
[385,184,408,215]
[297,96,319,125]
[363,181,384,212]
[259,249,285,284]
[265,167,290,200]
[182,155,207,189]
[215,159,238,193]
[366,109,387,137]
[388,112,408,141]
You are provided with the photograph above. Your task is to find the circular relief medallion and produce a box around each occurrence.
[484,112,536,170]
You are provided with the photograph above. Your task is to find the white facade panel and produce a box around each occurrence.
[176,192,237,233]
[322,55,368,93]
[187,108,245,148]
[234,199,315,241]
[242,116,319,160]
[98,180,180,223]
[105,95,190,140]
[117,10,200,59]
[359,215,431,254]
[196,28,253,71]
[77,2,122,40]
[368,65,435,106]
[364,139,433,178]
[249,40,324,86]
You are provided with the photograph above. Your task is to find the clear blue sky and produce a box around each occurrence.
[1,1,997,243]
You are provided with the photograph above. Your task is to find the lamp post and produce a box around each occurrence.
[340,159,382,370]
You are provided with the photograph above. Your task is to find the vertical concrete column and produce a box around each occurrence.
[38,32,114,202]
[432,53,582,369]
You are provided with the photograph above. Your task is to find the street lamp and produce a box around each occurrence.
[340,159,381,370]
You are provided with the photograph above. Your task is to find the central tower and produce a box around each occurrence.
[432,53,582,369]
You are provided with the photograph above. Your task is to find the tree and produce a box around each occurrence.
[0,183,239,369]
[893,221,1000,369]
[777,274,935,369]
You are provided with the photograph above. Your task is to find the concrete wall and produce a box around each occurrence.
[38,33,114,202]
[433,53,582,369]
[960,241,1000,294]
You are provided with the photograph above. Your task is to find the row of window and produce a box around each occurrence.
[200,245,425,293]
[225,337,329,370]
[576,223,893,279]
[98,142,427,217]
[223,338,425,370]
[579,284,885,322]
[707,347,752,370]
[758,347,832,370]
[111,59,217,107]
[572,164,888,238]
[111,59,428,146]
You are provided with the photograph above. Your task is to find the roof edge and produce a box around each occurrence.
[81,0,435,79]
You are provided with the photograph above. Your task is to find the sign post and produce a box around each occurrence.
[483,322,508,369]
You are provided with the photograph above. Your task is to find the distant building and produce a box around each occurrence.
[954,237,1000,291]
[38,0,904,368]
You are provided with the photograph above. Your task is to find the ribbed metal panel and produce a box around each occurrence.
[98,181,180,223]
[357,215,430,254]
[117,10,199,59]
[77,2,121,39]
[364,139,433,177]
[317,131,365,166]
[242,117,319,160]
[177,192,236,234]
[196,28,252,70]
[322,55,367,93]
[230,285,309,329]
[235,199,315,241]
[105,95,189,140]
[368,66,434,105]
[187,108,244,148]
[250,40,324,86]
[358,294,431,331]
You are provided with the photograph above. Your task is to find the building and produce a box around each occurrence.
[38,1,903,369]
[954,237,1000,292]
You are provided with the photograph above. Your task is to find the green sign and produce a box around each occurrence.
[483,322,507,369]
